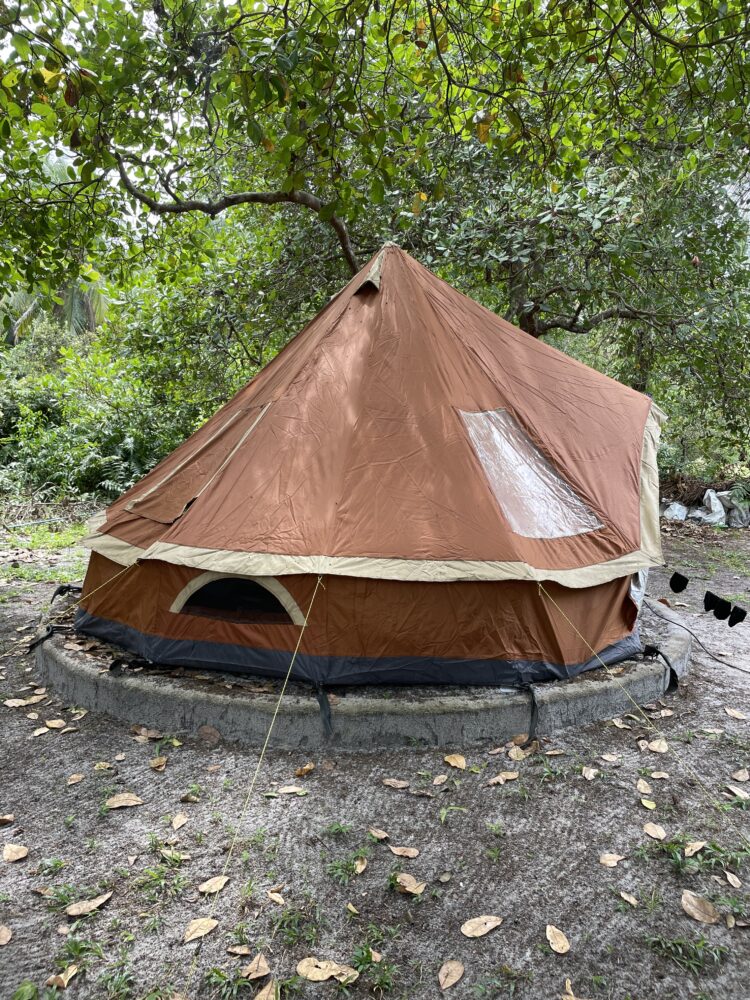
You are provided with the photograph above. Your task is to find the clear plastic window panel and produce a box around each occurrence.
[461,409,603,539]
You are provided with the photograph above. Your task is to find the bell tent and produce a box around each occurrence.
[78,243,664,686]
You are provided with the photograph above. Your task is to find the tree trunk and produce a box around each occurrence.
[6,295,41,347]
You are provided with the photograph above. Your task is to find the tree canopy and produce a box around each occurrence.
[1,1,749,495]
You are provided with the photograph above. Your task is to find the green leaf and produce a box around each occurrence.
[11,34,30,60]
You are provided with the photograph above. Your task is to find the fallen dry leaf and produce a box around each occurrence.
[368,827,389,840]
[295,762,315,778]
[684,841,706,857]
[508,744,535,762]
[46,964,79,989]
[619,891,639,907]
[546,749,565,757]
[3,843,28,863]
[227,945,253,956]
[66,774,84,786]
[106,793,143,809]
[600,753,619,763]
[650,771,670,780]
[636,778,652,795]
[726,783,750,800]
[255,980,280,1000]
[0,925,12,945]
[561,979,590,1000]
[681,889,719,925]
[277,785,305,795]
[297,957,359,984]
[65,891,112,917]
[382,779,409,789]
[643,823,666,841]
[172,812,188,831]
[648,738,669,754]
[183,917,219,943]
[433,774,448,786]
[731,768,749,782]
[395,873,426,895]
[94,761,112,771]
[611,718,630,729]
[45,719,66,730]
[581,766,599,781]
[460,915,503,938]
[487,770,519,786]
[149,756,167,772]
[599,853,625,868]
[346,902,359,914]
[640,798,657,810]
[726,871,742,889]
[132,724,163,739]
[0,815,14,826]
[444,754,466,770]
[724,707,747,720]
[354,857,367,875]
[389,845,419,859]
[240,953,271,980]
[198,875,229,895]
[546,924,570,954]
[438,959,464,990]
[268,890,285,905]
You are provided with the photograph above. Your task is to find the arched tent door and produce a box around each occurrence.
[170,573,305,625]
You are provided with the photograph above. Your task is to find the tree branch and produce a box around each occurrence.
[115,154,360,274]
[537,302,675,335]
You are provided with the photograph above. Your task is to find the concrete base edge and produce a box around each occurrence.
[36,619,691,750]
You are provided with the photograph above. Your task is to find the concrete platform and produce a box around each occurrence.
[35,612,691,749]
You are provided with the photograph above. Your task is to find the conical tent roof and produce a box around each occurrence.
[86,244,663,586]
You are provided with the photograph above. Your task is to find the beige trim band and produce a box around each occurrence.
[638,403,665,565]
[80,534,661,587]
[82,532,145,566]
[85,511,107,534]
[168,571,306,624]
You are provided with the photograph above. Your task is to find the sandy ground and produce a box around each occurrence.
[0,524,749,1000]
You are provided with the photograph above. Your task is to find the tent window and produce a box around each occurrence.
[460,408,603,539]
[181,577,294,625]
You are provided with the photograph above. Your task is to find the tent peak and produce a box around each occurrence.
[357,241,407,292]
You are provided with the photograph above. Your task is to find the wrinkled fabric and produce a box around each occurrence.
[85,245,663,583]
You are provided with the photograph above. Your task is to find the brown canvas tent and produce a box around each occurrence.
[78,243,664,686]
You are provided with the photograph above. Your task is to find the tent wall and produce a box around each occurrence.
[77,553,639,686]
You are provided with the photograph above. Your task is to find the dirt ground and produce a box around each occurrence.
[1,524,749,1000]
